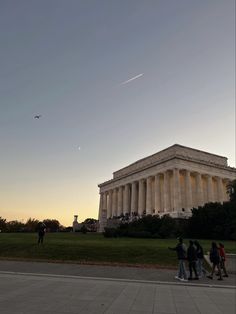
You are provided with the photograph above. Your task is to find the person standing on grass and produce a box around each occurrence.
[187,240,199,280]
[37,222,46,245]
[218,243,229,277]
[168,237,188,282]
[207,242,223,280]
[194,240,207,277]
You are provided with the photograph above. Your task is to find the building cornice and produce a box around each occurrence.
[98,155,236,188]
[112,144,229,180]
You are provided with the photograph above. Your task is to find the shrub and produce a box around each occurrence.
[102,186,236,240]
[103,215,187,239]
[187,201,236,240]
[103,228,118,238]
[127,231,152,238]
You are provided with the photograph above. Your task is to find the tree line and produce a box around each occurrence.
[0,218,64,233]
[0,217,98,233]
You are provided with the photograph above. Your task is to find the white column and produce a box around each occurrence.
[131,182,138,214]
[154,174,161,214]
[173,168,181,212]
[196,173,204,206]
[101,192,107,221]
[124,184,130,214]
[112,189,117,217]
[207,175,214,202]
[163,171,170,212]
[98,192,106,232]
[216,177,224,204]
[185,170,193,211]
[117,186,123,216]
[102,193,107,210]
[146,177,152,215]
[107,190,113,218]
[138,179,145,215]
[98,192,103,220]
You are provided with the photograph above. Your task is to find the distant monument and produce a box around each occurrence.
[72,215,81,232]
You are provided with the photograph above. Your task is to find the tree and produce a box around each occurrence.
[25,218,39,232]
[0,217,7,232]
[83,218,98,232]
[42,219,62,232]
[6,220,25,232]
[187,201,236,240]
[227,179,236,203]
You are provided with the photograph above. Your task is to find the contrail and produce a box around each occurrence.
[120,73,144,85]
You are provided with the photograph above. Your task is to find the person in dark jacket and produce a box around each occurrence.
[187,240,199,280]
[194,240,207,277]
[37,222,46,245]
[207,242,223,280]
[168,237,188,281]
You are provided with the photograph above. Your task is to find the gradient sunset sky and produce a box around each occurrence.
[0,0,235,226]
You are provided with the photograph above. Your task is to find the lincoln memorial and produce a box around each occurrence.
[98,144,236,231]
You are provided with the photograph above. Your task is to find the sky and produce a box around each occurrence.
[0,0,235,227]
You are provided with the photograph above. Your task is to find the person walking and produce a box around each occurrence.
[187,240,199,280]
[207,242,223,280]
[194,240,207,277]
[218,243,229,277]
[168,237,188,282]
[37,222,46,245]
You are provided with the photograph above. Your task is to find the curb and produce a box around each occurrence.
[0,271,235,290]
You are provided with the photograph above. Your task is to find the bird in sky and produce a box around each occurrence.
[34,115,42,119]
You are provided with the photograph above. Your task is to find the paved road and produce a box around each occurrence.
[0,260,235,287]
[0,261,235,314]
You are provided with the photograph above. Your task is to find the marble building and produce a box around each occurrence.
[98,144,236,231]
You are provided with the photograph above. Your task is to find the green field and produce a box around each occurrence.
[0,233,235,268]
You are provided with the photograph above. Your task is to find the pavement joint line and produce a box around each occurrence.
[0,270,235,290]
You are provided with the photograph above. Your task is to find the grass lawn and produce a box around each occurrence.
[0,233,235,268]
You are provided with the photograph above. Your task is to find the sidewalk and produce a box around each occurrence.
[0,268,235,314]
[0,260,235,288]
